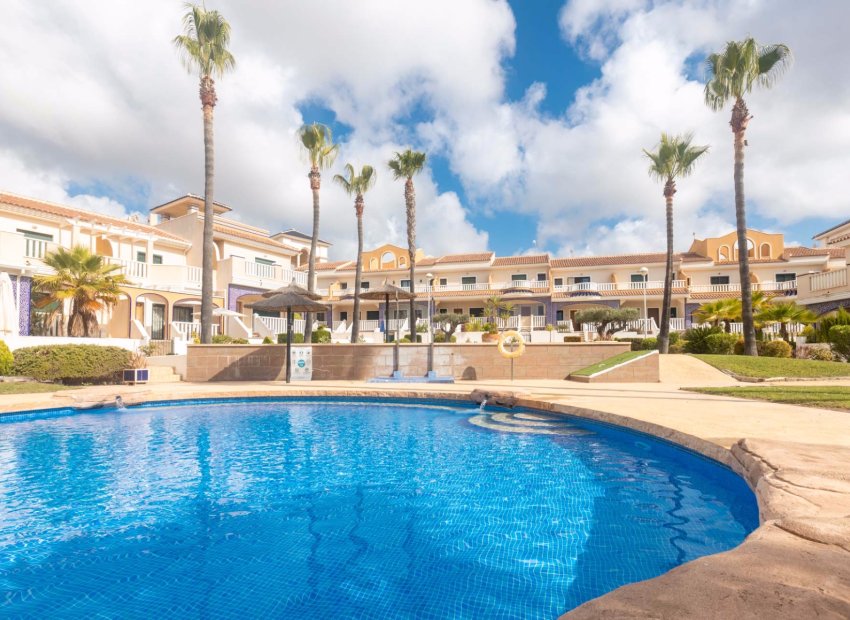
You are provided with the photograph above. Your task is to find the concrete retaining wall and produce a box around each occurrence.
[569,351,659,383]
[186,342,630,382]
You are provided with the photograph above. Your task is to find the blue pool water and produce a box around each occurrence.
[0,399,758,619]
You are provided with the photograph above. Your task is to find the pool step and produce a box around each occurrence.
[489,412,561,428]
[468,414,590,436]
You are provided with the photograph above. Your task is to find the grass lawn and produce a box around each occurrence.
[571,350,653,377]
[0,382,76,395]
[693,354,850,380]
[689,386,850,411]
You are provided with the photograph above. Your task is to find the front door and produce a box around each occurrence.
[520,305,531,330]
[151,303,166,340]
[647,307,660,329]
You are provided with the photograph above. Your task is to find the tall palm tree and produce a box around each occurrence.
[34,246,128,337]
[643,132,708,353]
[334,164,377,343]
[174,3,235,344]
[705,38,792,355]
[299,123,338,342]
[388,149,427,339]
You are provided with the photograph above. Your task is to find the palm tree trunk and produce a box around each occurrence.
[305,168,321,344]
[732,96,757,355]
[405,176,416,340]
[199,76,216,345]
[659,182,675,354]
[351,199,364,344]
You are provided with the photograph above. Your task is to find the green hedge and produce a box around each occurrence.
[683,325,723,354]
[0,340,13,375]
[12,345,131,384]
[704,332,738,355]
[761,340,792,358]
[828,325,850,359]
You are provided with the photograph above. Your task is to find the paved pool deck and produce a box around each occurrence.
[1,355,849,618]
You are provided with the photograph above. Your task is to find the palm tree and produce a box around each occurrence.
[333,164,377,343]
[34,246,128,337]
[173,3,235,344]
[694,298,739,332]
[388,149,427,339]
[705,38,792,355]
[756,301,816,341]
[483,295,513,327]
[643,132,709,354]
[299,123,339,342]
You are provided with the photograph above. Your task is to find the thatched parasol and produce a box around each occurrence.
[261,279,322,300]
[358,283,416,343]
[247,292,328,383]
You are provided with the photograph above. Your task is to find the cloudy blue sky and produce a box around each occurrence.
[2,0,848,260]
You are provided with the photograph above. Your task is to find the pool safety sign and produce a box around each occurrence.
[290,346,313,381]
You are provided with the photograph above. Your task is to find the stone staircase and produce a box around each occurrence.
[468,409,593,436]
[146,365,182,384]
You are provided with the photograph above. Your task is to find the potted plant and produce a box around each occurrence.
[123,350,149,385]
[482,322,499,343]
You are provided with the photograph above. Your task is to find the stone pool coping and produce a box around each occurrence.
[2,380,849,618]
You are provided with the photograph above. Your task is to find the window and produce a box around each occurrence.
[554,277,563,286]
[776,273,796,282]
[380,251,395,265]
[710,276,730,285]
[366,310,379,320]
[461,276,477,285]
[152,254,163,265]
[339,282,348,290]
[760,243,771,259]
[537,273,546,281]
[401,279,411,288]
[630,273,647,288]
[718,245,730,261]
[360,281,370,290]
[339,311,348,322]
[399,256,406,267]
[453,308,463,314]
[255,257,275,266]
[316,312,326,322]
[439,278,447,286]
[669,308,677,318]
[556,310,564,321]
[136,251,146,263]
[511,274,527,281]
[439,308,448,314]
[535,305,545,316]
[173,306,193,323]
[17,229,53,241]
[469,307,484,317]
[573,276,590,284]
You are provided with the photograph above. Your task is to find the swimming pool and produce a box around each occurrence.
[0,398,758,618]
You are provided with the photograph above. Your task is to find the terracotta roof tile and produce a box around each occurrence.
[436,252,494,264]
[782,246,843,259]
[492,254,549,266]
[314,260,352,271]
[213,224,300,253]
[551,252,705,268]
[0,191,188,243]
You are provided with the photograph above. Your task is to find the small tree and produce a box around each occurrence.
[484,296,514,325]
[574,307,639,340]
[435,313,469,339]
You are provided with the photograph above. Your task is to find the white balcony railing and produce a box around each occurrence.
[669,317,686,332]
[105,257,149,281]
[358,320,381,331]
[172,321,219,339]
[24,237,53,259]
[809,270,846,292]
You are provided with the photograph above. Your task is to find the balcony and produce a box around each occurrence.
[0,231,61,272]
[104,258,206,293]
[220,256,308,291]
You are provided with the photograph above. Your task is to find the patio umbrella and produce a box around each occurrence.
[358,283,416,344]
[261,279,322,300]
[247,292,328,383]
[0,272,18,337]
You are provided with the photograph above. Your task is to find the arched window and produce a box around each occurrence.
[718,245,729,261]
[733,239,755,259]
[760,243,771,259]
[369,257,378,270]
[398,256,406,267]
[380,251,395,267]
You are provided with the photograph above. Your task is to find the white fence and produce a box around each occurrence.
[172,321,219,339]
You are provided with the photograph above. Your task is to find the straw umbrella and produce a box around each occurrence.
[247,291,328,383]
[357,283,416,344]
[262,279,322,299]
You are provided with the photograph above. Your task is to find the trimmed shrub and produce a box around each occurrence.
[262,336,274,344]
[668,341,685,354]
[616,338,643,351]
[828,325,850,359]
[704,332,738,355]
[760,339,793,358]
[818,308,850,342]
[733,338,746,355]
[683,325,723,354]
[640,337,658,351]
[276,333,305,344]
[668,331,680,345]
[12,345,131,384]
[311,327,331,344]
[808,346,835,362]
[0,340,13,376]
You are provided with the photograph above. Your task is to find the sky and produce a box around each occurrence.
[1,0,849,261]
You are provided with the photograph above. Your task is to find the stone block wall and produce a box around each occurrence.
[186,342,630,382]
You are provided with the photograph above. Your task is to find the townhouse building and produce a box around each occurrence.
[0,192,313,343]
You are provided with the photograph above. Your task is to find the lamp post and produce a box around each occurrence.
[426,272,434,376]
[639,266,649,334]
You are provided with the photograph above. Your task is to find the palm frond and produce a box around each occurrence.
[387,149,427,180]
[174,3,236,78]
[704,37,791,110]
